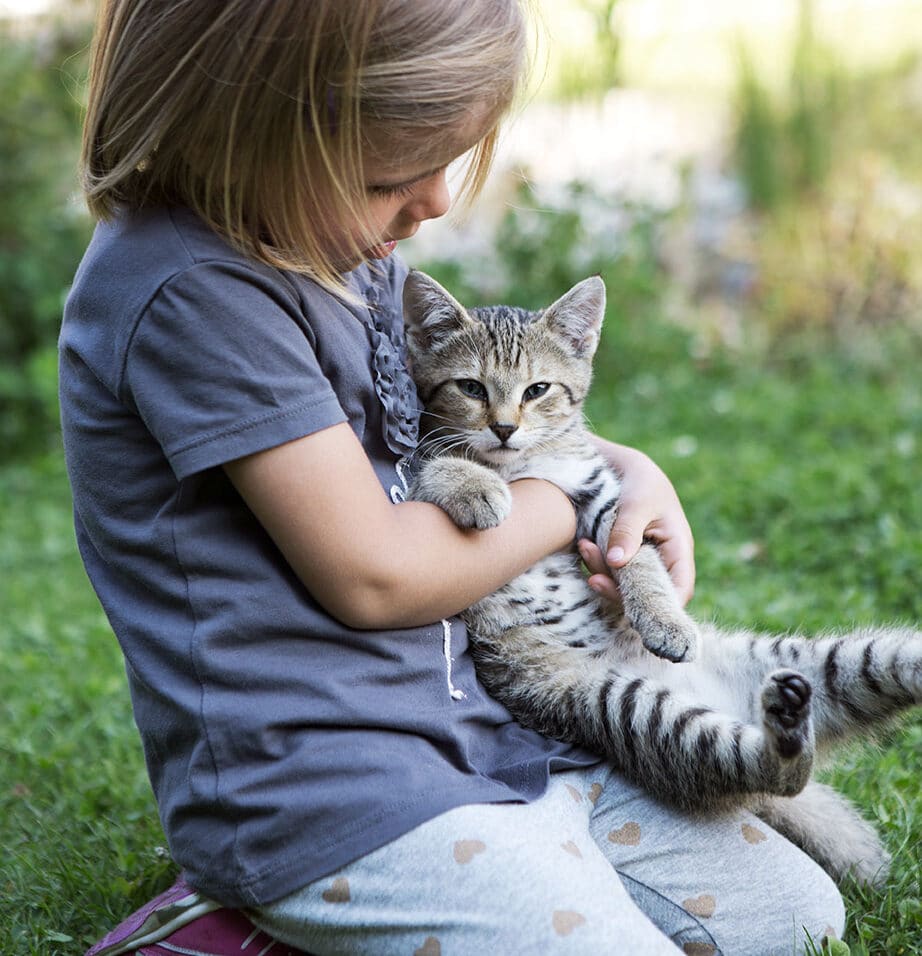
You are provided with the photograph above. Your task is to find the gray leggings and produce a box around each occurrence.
[251,765,845,955]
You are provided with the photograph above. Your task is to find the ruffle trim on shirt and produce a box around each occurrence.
[360,273,420,457]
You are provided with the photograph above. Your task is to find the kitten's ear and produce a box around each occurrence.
[402,270,472,349]
[541,276,606,358]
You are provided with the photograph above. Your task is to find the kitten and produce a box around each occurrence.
[402,269,922,887]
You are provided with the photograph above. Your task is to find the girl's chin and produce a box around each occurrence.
[364,240,398,260]
[332,239,399,271]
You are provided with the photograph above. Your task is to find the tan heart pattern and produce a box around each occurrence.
[587,782,603,805]
[682,894,716,919]
[453,839,487,864]
[565,784,583,803]
[561,840,583,858]
[683,944,717,956]
[321,877,351,903]
[741,823,768,845]
[608,821,641,845]
[414,936,442,956]
[552,910,587,936]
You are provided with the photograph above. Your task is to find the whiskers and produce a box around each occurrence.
[415,413,475,462]
[522,427,572,457]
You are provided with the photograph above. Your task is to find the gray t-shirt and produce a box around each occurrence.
[59,206,593,907]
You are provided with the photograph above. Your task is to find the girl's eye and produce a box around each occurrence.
[523,382,550,401]
[366,181,415,199]
[455,379,487,401]
[366,166,446,200]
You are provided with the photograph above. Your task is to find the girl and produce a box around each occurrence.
[68,1,843,954]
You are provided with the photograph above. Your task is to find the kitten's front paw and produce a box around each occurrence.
[410,458,512,530]
[637,615,699,663]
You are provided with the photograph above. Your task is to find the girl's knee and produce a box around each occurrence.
[713,854,845,956]
[789,864,846,954]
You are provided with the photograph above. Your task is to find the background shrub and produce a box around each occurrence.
[0,21,92,456]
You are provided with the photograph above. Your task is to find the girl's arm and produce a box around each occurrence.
[584,436,696,606]
[225,422,576,630]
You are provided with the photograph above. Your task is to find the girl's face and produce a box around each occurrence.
[320,158,453,270]
[325,112,491,269]
[359,162,452,260]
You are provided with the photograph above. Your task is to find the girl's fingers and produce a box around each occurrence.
[649,521,696,606]
[579,528,696,608]
[578,540,621,602]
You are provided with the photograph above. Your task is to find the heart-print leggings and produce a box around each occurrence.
[249,764,845,955]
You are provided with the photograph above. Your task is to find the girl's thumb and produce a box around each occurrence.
[604,523,642,567]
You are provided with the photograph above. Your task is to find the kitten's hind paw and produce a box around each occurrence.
[410,458,512,530]
[761,670,815,796]
[762,669,814,752]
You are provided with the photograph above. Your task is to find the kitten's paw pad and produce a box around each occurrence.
[762,670,812,758]
[410,459,512,530]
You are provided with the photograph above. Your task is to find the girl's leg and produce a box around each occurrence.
[582,765,846,956]
[250,771,681,955]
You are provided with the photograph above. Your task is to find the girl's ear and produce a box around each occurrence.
[402,270,473,349]
[540,275,606,358]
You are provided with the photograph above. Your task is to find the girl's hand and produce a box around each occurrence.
[581,439,695,606]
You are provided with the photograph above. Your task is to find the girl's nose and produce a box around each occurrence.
[407,170,451,222]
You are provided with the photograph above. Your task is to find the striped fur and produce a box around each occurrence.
[402,270,921,887]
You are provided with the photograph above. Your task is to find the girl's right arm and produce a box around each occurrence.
[224,421,576,630]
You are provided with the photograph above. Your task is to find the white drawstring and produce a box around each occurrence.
[442,619,466,701]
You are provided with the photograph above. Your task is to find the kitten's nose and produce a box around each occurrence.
[490,423,518,443]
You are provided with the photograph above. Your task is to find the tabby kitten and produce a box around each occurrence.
[402,269,922,887]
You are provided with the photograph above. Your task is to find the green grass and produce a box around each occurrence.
[0,455,174,954]
[1,317,920,953]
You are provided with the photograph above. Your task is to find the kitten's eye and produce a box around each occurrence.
[456,379,488,401]
[523,382,551,402]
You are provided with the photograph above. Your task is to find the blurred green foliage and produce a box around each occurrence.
[732,0,845,211]
[424,179,665,322]
[0,21,92,457]
[549,0,624,100]
[724,1,922,339]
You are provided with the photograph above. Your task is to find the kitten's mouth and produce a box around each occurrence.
[480,443,521,461]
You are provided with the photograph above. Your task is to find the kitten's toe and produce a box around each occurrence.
[762,670,813,759]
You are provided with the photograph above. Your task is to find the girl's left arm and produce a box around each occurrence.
[583,436,695,606]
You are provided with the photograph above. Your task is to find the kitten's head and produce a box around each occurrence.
[402,270,605,464]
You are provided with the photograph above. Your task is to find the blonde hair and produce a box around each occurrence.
[82,0,528,291]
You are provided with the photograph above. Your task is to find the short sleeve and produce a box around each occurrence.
[124,261,348,479]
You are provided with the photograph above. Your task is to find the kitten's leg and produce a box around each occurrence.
[754,783,891,888]
[409,457,512,530]
[470,636,815,812]
[570,462,698,662]
[706,626,922,747]
[616,543,699,663]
